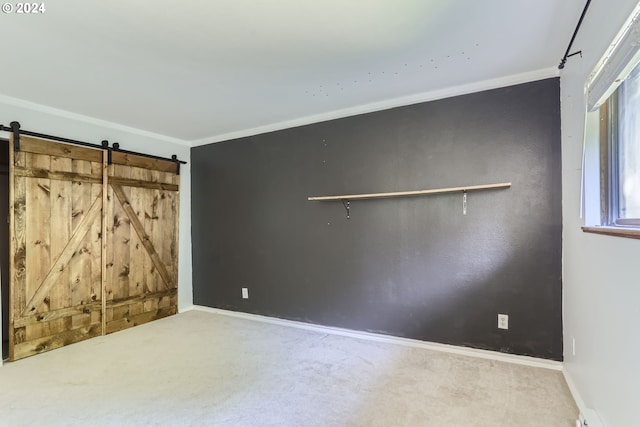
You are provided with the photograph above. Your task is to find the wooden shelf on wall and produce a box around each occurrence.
[307,182,512,201]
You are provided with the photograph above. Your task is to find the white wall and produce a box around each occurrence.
[561,1,640,426]
[0,98,193,340]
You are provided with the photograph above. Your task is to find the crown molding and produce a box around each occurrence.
[191,67,559,147]
[0,93,190,146]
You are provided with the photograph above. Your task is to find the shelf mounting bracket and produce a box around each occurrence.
[342,199,351,219]
[463,190,467,215]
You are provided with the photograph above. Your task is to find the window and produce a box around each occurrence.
[581,2,640,239]
[600,61,640,227]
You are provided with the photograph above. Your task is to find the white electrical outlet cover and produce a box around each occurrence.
[497,314,509,330]
[242,288,248,299]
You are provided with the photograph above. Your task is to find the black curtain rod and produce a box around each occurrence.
[0,122,187,166]
[559,0,592,69]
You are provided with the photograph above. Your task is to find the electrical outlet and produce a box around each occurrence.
[497,314,509,330]
[572,337,576,356]
[242,288,248,299]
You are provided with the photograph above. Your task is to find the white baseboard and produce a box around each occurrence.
[563,370,606,427]
[183,305,563,371]
[564,370,587,418]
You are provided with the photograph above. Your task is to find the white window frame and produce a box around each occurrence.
[581,1,640,239]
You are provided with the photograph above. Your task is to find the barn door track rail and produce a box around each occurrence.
[308,182,512,219]
[0,121,187,174]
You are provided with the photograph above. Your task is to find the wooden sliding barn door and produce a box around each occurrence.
[9,136,105,360]
[104,152,179,334]
[8,136,180,361]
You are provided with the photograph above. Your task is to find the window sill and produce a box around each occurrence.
[581,226,640,240]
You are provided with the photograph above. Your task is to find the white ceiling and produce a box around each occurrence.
[0,1,584,144]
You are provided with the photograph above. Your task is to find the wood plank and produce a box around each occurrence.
[69,160,92,242]
[111,185,174,289]
[25,152,52,341]
[13,324,101,360]
[127,167,146,316]
[308,182,512,201]
[19,136,102,162]
[111,151,177,173]
[108,176,178,191]
[145,171,179,311]
[144,173,162,293]
[8,135,23,359]
[20,137,102,162]
[157,293,171,309]
[140,169,157,305]
[137,168,153,295]
[21,193,103,316]
[49,158,72,263]
[69,160,95,329]
[69,159,88,329]
[104,165,115,327]
[107,288,177,309]
[105,306,176,334]
[148,172,163,291]
[13,167,102,183]
[101,152,108,334]
[172,175,181,295]
[109,165,132,325]
[14,301,101,327]
[156,188,179,287]
[48,155,72,335]
[11,151,28,354]
[581,226,640,240]
[143,297,159,314]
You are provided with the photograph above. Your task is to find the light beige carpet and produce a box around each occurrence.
[0,310,577,426]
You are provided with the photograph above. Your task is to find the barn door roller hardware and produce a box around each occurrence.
[0,121,187,174]
[558,0,592,69]
[101,140,112,164]
[308,182,512,219]
[9,121,20,151]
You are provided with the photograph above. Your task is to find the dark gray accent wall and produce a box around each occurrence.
[191,78,563,360]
